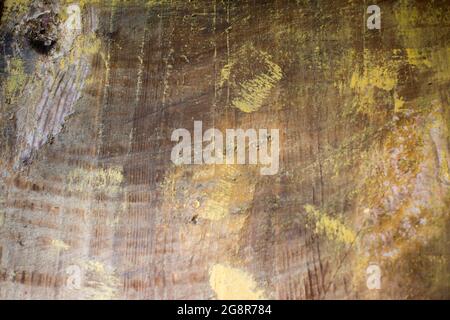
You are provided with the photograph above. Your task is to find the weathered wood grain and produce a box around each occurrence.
[0,0,449,299]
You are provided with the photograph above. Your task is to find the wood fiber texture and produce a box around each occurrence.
[0,0,449,299]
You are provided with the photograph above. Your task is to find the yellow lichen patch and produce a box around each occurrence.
[67,167,123,194]
[394,94,405,113]
[428,104,450,185]
[209,264,265,300]
[84,260,106,274]
[4,57,27,103]
[146,0,171,7]
[347,50,400,118]
[82,260,119,300]
[75,34,102,56]
[65,0,102,8]
[1,0,32,22]
[192,165,255,222]
[51,239,70,251]
[61,33,102,68]
[232,72,282,113]
[394,0,450,48]
[350,65,396,92]
[304,204,356,245]
[405,48,432,68]
[220,44,283,113]
[162,164,256,226]
[219,63,232,87]
[405,47,450,82]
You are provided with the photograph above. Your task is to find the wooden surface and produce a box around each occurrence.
[0,0,449,299]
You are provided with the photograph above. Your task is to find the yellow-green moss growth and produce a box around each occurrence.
[209,264,265,300]
[67,167,123,194]
[220,44,283,113]
[3,57,27,103]
[1,0,32,22]
[304,204,356,245]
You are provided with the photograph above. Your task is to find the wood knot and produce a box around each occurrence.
[24,10,60,55]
